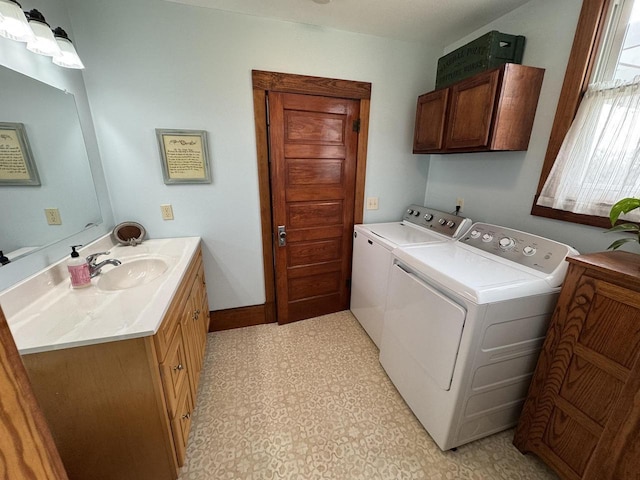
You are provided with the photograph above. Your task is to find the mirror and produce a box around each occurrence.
[0,66,102,263]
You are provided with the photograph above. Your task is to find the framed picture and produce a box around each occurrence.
[0,122,40,186]
[156,129,211,184]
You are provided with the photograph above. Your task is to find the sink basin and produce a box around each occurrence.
[97,257,169,291]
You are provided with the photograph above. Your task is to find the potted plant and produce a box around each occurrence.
[608,197,640,250]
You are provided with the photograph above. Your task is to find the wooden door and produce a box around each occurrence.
[445,68,500,149]
[413,89,449,153]
[269,92,359,324]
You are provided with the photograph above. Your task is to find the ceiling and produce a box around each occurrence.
[163,0,532,46]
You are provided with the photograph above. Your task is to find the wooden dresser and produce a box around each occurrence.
[514,251,640,480]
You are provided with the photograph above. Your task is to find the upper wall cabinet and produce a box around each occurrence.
[413,63,545,154]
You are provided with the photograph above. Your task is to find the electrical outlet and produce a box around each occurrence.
[456,197,464,212]
[160,204,174,220]
[366,197,379,210]
[44,208,62,225]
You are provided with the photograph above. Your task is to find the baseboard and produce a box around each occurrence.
[208,303,275,332]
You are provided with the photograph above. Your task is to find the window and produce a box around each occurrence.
[532,0,640,227]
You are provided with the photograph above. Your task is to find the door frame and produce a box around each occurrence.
[252,70,372,324]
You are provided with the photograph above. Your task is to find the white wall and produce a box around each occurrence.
[424,0,618,254]
[65,0,440,310]
[0,0,114,292]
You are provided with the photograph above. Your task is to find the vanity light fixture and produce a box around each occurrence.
[0,2,85,69]
[52,27,84,69]
[0,0,33,42]
[25,9,60,57]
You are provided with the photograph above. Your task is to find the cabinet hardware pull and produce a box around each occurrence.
[173,364,184,371]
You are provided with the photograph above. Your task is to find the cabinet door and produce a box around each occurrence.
[159,325,190,417]
[413,89,448,153]
[182,269,208,397]
[444,69,500,150]
[181,293,199,396]
[194,262,209,338]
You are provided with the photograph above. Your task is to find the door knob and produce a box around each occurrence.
[277,225,287,246]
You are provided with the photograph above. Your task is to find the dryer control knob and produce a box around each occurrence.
[446,220,456,228]
[438,218,446,225]
[523,246,537,256]
[407,209,414,215]
[470,230,481,239]
[482,233,493,242]
[413,210,420,216]
[499,237,516,250]
[424,213,433,221]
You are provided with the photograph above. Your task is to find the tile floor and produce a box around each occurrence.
[178,311,558,479]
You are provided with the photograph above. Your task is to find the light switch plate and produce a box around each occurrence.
[44,208,62,225]
[366,197,379,210]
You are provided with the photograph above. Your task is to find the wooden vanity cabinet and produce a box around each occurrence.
[514,251,640,480]
[22,246,209,480]
[413,63,544,154]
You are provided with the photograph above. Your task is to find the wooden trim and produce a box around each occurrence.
[209,304,271,331]
[252,70,371,100]
[251,70,371,324]
[531,201,614,229]
[0,306,69,480]
[354,98,370,224]
[252,87,277,325]
[531,0,612,226]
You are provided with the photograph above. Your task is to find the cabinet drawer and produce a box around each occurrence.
[159,325,189,418]
[171,379,194,467]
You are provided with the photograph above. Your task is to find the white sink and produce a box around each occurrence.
[97,257,169,291]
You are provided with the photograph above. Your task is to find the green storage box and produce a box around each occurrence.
[435,31,526,89]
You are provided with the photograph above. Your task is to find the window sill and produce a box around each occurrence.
[530,202,612,229]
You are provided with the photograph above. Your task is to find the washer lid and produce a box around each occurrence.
[394,243,558,304]
[365,222,447,247]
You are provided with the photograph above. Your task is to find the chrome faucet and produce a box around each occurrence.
[86,251,122,278]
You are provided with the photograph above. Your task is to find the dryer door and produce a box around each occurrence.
[380,262,465,391]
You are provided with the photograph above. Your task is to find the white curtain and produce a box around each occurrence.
[537,78,640,221]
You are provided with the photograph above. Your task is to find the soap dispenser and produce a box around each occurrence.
[68,245,91,288]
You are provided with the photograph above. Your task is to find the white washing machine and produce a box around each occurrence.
[350,205,471,347]
[379,223,579,451]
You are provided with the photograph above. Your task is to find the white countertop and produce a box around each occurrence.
[0,236,201,355]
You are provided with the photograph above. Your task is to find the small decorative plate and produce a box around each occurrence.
[113,222,146,246]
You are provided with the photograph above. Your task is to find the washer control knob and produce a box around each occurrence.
[438,218,446,225]
[470,230,481,239]
[482,233,493,243]
[523,246,537,256]
[499,237,516,250]
[413,210,420,216]
[446,220,456,228]
[407,209,414,215]
[423,213,433,222]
